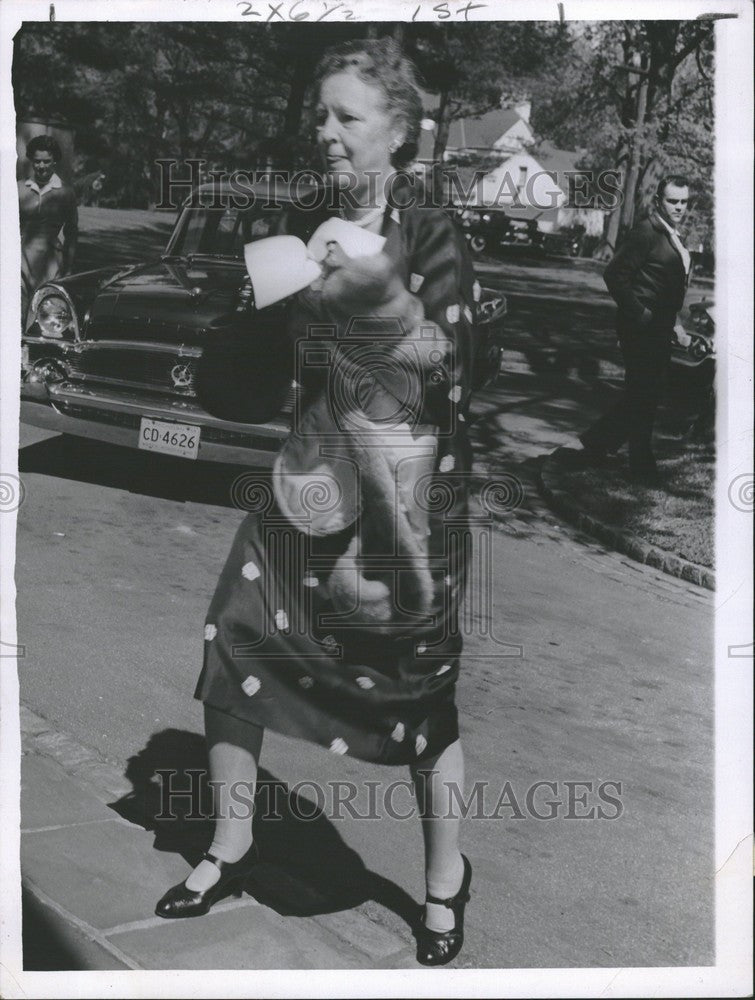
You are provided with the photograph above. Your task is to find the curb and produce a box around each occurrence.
[18,705,416,971]
[536,455,715,592]
[20,704,133,802]
[19,707,146,971]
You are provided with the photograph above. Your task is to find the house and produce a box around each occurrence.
[415,100,534,162]
[479,141,606,233]
[445,102,534,158]
[415,103,605,237]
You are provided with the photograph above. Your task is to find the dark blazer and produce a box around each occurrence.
[604,211,688,336]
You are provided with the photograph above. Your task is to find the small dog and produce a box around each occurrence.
[274,249,451,630]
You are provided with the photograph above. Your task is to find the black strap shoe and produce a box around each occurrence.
[416,854,473,966]
[155,843,259,919]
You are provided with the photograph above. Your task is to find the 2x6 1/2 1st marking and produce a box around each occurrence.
[412,2,488,21]
[236,1,356,20]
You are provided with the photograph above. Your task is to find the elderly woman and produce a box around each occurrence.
[156,38,479,966]
[18,135,78,323]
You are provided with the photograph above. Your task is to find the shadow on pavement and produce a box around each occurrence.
[22,887,83,971]
[19,435,260,510]
[109,728,419,928]
[504,293,618,379]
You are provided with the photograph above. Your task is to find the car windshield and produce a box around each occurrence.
[167,202,326,259]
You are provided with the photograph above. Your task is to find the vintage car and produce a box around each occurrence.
[671,296,715,372]
[667,294,715,430]
[452,206,585,260]
[454,206,539,257]
[21,181,507,466]
[538,226,585,258]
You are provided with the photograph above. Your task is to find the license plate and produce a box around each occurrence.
[138,417,200,459]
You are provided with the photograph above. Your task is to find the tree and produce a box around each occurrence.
[403,22,568,161]
[532,20,714,253]
[13,22,376,204]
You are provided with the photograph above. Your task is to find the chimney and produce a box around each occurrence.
[514,100,531,123]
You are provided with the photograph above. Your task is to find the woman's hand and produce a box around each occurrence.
[321,249,409,322]
[305,239,349,293]
[321,239,350,273]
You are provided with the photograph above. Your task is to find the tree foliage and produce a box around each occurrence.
[403,22,569,159]
[531,21,714,248]
[13,18,713,245]
[13,22,363,205]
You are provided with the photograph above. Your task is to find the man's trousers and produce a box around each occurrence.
[581,328,673,470]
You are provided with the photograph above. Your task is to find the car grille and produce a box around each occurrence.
[62,349,298,414]
[65,348,199,397]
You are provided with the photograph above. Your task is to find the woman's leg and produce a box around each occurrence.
[410,738,466,932]
[184,705,264,891]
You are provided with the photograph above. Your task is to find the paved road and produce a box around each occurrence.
[16,414,713,968]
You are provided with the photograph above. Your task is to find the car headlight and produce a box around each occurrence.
[235,277,253,312]
[29,287,79,340]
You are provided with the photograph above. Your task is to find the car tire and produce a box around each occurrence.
[469,235,487,255]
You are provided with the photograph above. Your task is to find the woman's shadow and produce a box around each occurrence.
[108,728,419,928]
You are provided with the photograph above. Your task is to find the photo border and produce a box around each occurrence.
[1,2,751,997]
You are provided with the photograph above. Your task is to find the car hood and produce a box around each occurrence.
[87,258,250,340]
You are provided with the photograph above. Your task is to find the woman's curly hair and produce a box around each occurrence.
[26,134,62,162]
[315,37,423,168]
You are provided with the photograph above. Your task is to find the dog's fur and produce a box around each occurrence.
[274,251,450,631]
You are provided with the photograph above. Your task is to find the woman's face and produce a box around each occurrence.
[31,150,55,185]
[316,71,402,198]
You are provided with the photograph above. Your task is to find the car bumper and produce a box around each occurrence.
[669,347,715,370]
[20,381,290,466]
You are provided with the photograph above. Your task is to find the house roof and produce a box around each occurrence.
[533,141,584,191]
[446,108,526,150]
[415,107,530,162]
[415,115,587,206]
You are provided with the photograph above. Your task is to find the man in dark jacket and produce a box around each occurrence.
[579,175,692,482]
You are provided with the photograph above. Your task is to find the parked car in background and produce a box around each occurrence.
[671,296,715,378]
[539,226,585,258]
[454,206,539,256]
[668,295,715,433]
[21,182,507,466]
[453,206,585,259]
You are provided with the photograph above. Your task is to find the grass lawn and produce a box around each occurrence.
[551,422,715,567]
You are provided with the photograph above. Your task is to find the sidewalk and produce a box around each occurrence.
[19,706,418,971]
